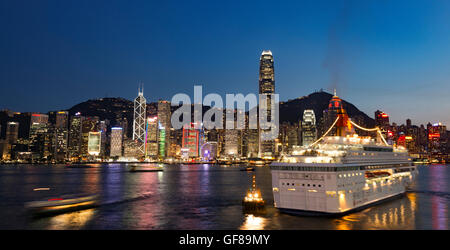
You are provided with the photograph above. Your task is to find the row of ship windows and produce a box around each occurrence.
[338,173,363,178]
[271,164,410,172]
[338,182,365,188]
[281,182,322,188]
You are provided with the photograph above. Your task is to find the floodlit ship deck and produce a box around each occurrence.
[270,136,418,215]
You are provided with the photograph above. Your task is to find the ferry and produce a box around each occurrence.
[25,194,99,217]
[129,165,163,172]
[240,167,255,172]
[270,93,418,216]
[247,158,267,167]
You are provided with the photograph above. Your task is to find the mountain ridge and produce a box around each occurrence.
[67,91,375,131]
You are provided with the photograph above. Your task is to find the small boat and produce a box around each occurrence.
[242,175,265,212]
[247,158,266,167]
[25,194,99,217]
[240,167,255,172]
[65,165,95,169]
[129,165,163,172]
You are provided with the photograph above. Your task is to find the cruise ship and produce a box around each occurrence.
[270,93,418,215]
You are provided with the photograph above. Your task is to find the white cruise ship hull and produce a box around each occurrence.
[270,163,418,215]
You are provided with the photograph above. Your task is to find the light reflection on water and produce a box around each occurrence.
[0,164,448,229]
[429,166,449,229]
[240,214,267,230]
[48,208,96,230]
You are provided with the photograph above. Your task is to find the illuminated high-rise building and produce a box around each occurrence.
[110,127,123,157]
[133,85,146,157]
[123,138,139,159]
[145,116,158,159]
[258,50,276,159]
[55,111,69,128]
[245,111,259,158]
[158,125,166,159]
[30,113,48,125]
[98,120,108,157]
[182,122,200,158]
[6,122,19,145]
[427,122,447,157]
[81,116,98,158]
[224,129,240,157]
[53,111,69,161]
[88,131,101,156]
[29,113,49,160]
[68,113,84,160]
[157,100,171,159]
[375,110,390,128]
[301,110,317,146]
[4,122,19,160]
[374,110,391,143]
[279,122,300,153]
[259,50,275,94]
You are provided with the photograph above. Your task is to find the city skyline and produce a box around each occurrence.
[1,0,450,127]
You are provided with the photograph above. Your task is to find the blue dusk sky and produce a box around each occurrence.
[1,0,449,127]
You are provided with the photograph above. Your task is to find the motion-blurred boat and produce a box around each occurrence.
[25,194,99,217]
[240,167,255,172]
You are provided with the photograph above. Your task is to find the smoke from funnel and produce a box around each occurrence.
[322,0,354,96]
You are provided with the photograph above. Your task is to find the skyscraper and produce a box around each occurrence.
[6,121,19,145]
[301,110,317,146]
[110,127,123,157]
[4,121,19,160]
[88,131,101,156]
[245,111,259,158]
[133,86,146,157]
[258,50,276,159]
[81,116,99,158]
[29,113,49,161]
[157,100,171,159]
[182,122,200,158]
[224,129,241,157]
[54,111,69,161]
[374,110,391,143]
[145,116,158,159]
[259,50,275,94]
[375,110,390,127]
[68,113,84,160]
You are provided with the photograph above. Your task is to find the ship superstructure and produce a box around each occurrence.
[270,92,418,215]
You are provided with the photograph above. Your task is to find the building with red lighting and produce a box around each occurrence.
[427,122,447,159]
[375,110,390,128]
[182,123,200,158]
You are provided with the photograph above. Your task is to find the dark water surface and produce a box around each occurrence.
[0,164,448,230]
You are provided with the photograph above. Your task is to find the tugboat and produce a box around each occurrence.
[242,175,265,212]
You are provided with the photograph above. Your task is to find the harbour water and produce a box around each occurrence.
[0,164,448,230]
